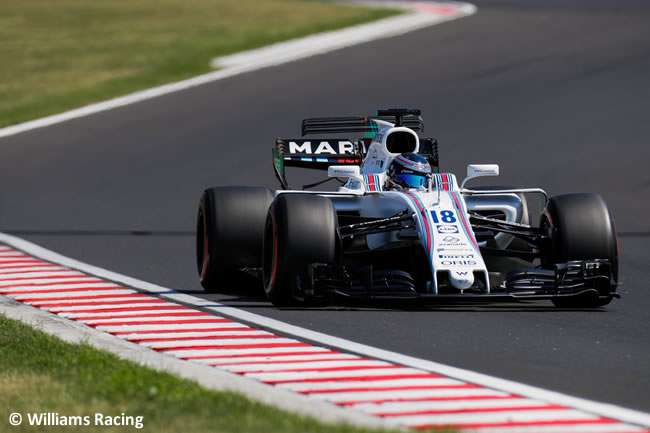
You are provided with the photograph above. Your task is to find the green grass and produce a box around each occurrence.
[0,314,411,433]
[0,0,400,127]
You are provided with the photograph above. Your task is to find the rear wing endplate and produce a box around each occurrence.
[273,139,364,190]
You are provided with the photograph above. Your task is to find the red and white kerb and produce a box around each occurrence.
[0,243,647,433]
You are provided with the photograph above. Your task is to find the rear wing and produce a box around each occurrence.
[272,136,440,189]
[272,109,435,189]
[302,109,424,136]
[273,138,364,189]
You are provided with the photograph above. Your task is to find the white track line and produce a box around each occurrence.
[212,2,476,70]
[0,1,475,140]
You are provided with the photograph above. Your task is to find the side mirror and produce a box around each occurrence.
[461,164,499,189]
[328,165,364,190]
[328,165,361,179]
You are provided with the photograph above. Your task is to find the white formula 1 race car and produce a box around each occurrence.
[196,109,619,307]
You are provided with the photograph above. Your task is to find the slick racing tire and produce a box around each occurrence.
[196,186,274,293]
[263,194,337,307]
[540,193,618,308]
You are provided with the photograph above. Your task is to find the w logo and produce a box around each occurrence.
[456,271,469,276]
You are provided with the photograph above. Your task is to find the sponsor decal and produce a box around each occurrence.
[441,260,477,266]
[330,167,358,176]
[437,248,475,254]
[434,174,454,191]
[431,210,457,224]
[364,174,381,192]
[450,191,481,254]
[437,225,458,234]
[455,271,469,276]
[288,140,355,155]
[442,236,460,243]
[438,254,474,259]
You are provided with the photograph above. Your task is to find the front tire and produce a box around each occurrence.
[196,186,273,293]
[541,193,618,308]
[263,194,338,306]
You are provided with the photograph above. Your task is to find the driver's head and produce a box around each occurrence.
[387,153,432,189]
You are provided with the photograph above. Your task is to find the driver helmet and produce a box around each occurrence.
[387,153,432,189]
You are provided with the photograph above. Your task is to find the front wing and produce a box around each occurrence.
[304,259,617,304]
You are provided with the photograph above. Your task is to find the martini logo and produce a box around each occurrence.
[288,140,355,155]
[437,225,459,234]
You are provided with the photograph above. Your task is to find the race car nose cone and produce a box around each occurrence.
[449,270,475,290]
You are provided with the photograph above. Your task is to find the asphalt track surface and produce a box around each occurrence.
[2,0,649,413]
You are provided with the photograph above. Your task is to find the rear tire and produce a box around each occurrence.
[263,194,338,306]
[196,186,274,293]
[540,193,618,308]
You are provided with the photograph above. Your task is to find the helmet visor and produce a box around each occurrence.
[396,173,428,188]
